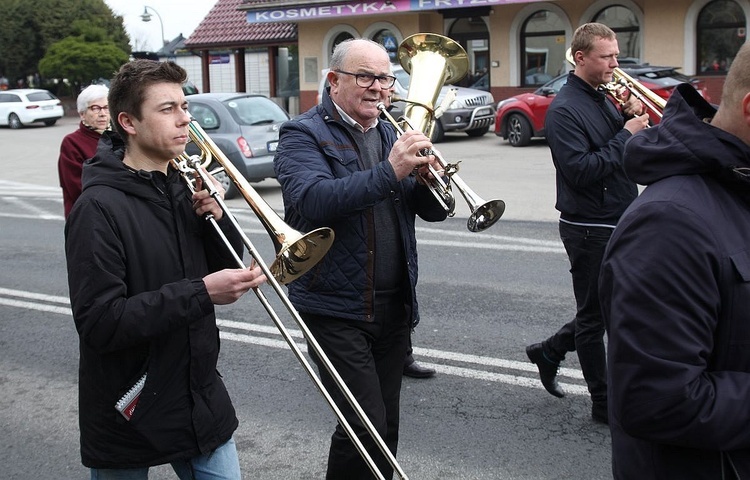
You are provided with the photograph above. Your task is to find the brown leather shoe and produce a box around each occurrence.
[403,361,436,378]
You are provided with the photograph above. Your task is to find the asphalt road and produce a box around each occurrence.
[0,117,614,479]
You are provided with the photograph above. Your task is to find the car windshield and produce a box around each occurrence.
[536,75,568,95]
[222,96,288,126]
[622,67,690,88]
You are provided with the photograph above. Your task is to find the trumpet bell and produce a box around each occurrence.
[468,199,506,233]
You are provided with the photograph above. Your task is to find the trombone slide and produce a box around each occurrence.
[174,123,409,480]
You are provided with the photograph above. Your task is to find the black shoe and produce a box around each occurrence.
[403,361,436,379]
[525,343,565,398]
[592,401,609,424]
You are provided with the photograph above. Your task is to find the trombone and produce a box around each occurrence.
[383,33,505,233]
[611,67,666,119]
[172,120,409,480]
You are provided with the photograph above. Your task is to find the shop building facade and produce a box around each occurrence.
[185,0,749,114]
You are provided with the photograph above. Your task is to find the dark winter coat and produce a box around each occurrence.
[273,89,447,326]
[600,84,750,479]
[545,72,638,225]
[65,132,243,468]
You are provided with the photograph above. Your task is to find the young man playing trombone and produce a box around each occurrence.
[65,59,265,479]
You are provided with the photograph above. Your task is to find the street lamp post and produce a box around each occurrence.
[140,6,166,48]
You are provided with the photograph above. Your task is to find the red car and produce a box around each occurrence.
[494,65,710,147]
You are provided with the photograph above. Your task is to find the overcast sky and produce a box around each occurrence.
[104,0,219,52]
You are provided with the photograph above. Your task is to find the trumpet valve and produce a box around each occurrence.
[444,162,460,176]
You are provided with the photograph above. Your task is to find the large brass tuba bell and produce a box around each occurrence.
[378,33,505,232]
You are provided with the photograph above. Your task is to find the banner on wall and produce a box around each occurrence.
[246,0,545,23]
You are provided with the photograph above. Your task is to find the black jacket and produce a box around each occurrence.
[274,89,447,326]
[65,132,243,468]
[545,72,638,225]
[601,84,750,479]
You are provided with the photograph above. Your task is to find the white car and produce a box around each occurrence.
[0,89,65,129]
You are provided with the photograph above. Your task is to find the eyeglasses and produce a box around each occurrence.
[334,70,397,89]
[87,105,109,114]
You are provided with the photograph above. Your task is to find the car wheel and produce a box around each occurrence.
[8,113,22,129]
[44,120,57,126]
[210,163,238,199]
[429,120,445,143]
[466,126,489,137]
[506,114,532,147]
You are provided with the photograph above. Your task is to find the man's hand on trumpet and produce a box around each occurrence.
[387,130,442,182]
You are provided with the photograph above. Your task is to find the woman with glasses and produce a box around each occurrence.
[58,84,110,217]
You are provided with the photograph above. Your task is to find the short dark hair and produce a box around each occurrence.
[108,60,187,141]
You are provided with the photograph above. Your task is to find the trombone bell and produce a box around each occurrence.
[185,121,335,285]
[272,227,334,284]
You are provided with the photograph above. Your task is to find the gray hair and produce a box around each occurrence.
[77,84,109,113]
[329,38,387,70]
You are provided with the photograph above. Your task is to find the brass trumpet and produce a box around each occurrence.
[172,121,408,480]
[566,48,665,118]
[381,33,505,233]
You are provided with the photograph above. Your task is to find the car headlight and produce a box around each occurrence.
[496,98,518,110]
[449,99,463,109]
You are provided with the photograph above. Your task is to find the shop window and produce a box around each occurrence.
[697,0,746,73]
[520,10,566,87]
[448,17,490,88]
[371,29,399,63]
[276,45,299,99]
[331,31,355,57]
[593,5,641,63]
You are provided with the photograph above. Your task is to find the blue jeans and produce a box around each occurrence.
[90,437,241,480]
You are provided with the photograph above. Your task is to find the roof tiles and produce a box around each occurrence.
[185,0,297,49]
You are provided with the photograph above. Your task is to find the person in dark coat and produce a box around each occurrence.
[524,22,649,423]
[64,60,266,479]
[600,42,750,479]
[58,84,110,218]
[274,38,448,479]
